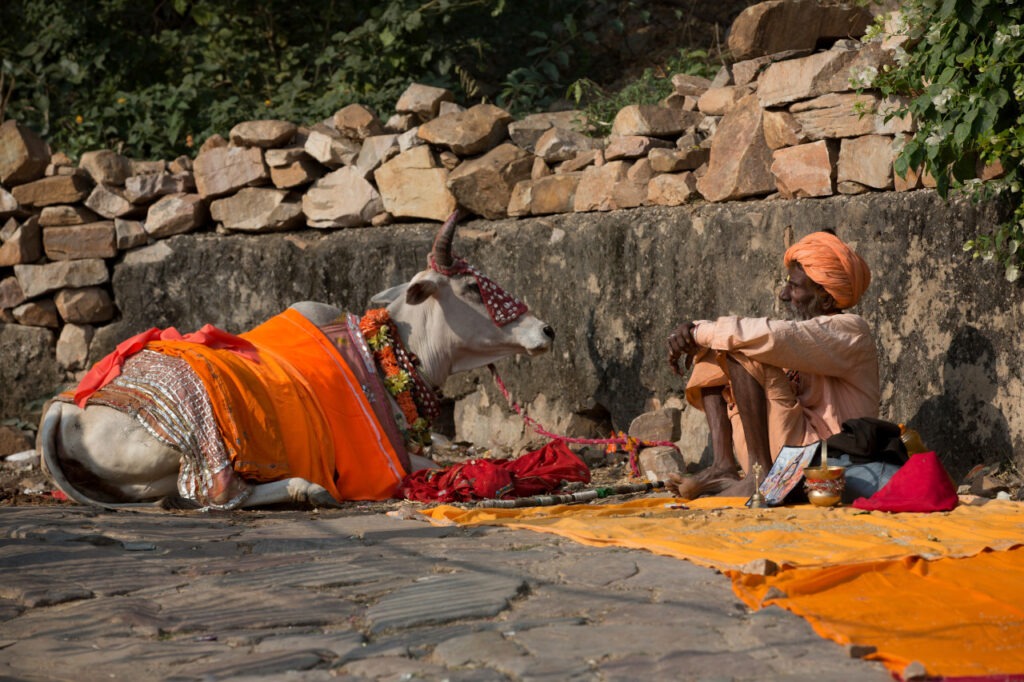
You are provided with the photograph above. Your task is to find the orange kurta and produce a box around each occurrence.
[147,308,408,501]
[686,313,879,468]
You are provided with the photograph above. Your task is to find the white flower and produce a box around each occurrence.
[863,22,883,42]
[933,87,955,113]
[1010,24,1021,37]
[849,65,878,89]
[925,130,945,146]
[996,30,1010,45]
[888,11,908,35]
[893,45,910,66]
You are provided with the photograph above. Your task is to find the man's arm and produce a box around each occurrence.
[690,314,875,377]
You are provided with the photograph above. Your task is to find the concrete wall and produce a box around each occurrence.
[2,189,1018,480]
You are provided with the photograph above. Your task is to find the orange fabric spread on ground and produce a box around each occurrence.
[148,308,407,501]
[730,548,1024,678]
[421,497,1024,678]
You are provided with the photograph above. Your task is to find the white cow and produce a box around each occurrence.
[39,214,554,509]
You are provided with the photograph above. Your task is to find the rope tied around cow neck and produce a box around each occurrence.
[487,364,682,477]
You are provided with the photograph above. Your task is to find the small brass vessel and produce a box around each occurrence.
[803,465,846,507]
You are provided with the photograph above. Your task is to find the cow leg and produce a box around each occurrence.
[408,453,439,471]
[241,478,344,508]
[44,403,181,504]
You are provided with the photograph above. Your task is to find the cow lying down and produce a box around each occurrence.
[39,214,555,509]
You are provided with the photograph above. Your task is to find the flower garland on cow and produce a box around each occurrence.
[359,307,440,454]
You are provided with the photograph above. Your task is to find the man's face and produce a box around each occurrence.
[779,264,830,320]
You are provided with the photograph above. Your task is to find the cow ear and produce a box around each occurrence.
[370,283,407,306]
[406,279,439,305]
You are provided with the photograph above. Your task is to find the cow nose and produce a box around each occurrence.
[543,325,555,341]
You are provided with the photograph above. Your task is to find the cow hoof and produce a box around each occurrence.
[284,479,342,508]
[306,484,343,508]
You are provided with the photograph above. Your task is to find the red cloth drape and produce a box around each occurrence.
[852,451,959,512]
[401,440,591,503]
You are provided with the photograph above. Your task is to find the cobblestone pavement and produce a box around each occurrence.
[0,503,891,681]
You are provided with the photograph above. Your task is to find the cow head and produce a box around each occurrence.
[372,212,555,387]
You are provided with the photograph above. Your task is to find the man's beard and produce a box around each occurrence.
[785,296,828,321]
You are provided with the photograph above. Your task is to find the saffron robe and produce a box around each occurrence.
[685,313,879,470]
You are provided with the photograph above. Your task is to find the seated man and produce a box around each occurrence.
[666,231,878,499]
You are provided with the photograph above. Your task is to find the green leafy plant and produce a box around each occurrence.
[865,0,1024,281]
[1,0,676,160]
[566,48,719,136]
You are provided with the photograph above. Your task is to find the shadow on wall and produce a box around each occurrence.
[582,307,648,427]
[908,325,1012,481]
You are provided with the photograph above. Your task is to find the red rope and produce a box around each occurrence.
[487,364,681,477]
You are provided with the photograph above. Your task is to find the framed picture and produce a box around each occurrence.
[749,442,822,507]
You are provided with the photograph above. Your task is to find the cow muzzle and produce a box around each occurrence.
[518,317,555,355]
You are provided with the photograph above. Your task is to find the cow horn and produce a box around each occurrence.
[431,210,461,269]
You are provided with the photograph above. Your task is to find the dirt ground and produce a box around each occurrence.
[0,435,641,511]
[5,419,1020,510]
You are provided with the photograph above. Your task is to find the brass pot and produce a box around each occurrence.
[803,465,846,507]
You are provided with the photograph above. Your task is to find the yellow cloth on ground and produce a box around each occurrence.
[420,497,1024,678]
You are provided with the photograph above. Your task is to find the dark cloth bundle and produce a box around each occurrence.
[824,417,909,466]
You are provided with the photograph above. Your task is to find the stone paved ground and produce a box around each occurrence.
[0,502,893,681]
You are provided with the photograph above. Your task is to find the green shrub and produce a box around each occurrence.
[566,48,720,136]
[867,0,1024,281]
[0,0,667,161]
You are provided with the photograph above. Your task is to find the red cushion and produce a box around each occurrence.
[852,451,958,513]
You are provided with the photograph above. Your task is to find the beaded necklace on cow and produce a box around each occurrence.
[359,308,441,448]
[488,364,682,477]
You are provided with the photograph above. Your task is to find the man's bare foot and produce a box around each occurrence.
[717,474,756,498]
[667,468,742,499]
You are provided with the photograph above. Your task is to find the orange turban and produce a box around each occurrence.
[784,232,871,309]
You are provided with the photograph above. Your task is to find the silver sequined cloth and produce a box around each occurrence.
[83,350,252,509]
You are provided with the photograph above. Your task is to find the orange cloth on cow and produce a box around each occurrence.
[147,308,408,501]
[784,231,871,309]
[420,498,1024,678]
[686,314,879,468]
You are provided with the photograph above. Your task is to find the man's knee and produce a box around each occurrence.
[725,354,768,392]
[725,353,794,404]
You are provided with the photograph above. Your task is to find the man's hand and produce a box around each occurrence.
[667,321,699,376]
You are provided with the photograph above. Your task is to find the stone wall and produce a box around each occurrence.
[1,0,1020,479]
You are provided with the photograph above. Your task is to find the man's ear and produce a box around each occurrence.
[820,291,837,313]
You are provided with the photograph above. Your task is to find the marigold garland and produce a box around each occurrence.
[359,308,437,448]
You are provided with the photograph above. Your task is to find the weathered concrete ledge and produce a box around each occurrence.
[2,190,1018,479]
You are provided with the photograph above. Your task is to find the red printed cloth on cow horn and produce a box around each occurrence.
[852,451,959,513]
[401,440,590,503]
[429,254,528,327]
